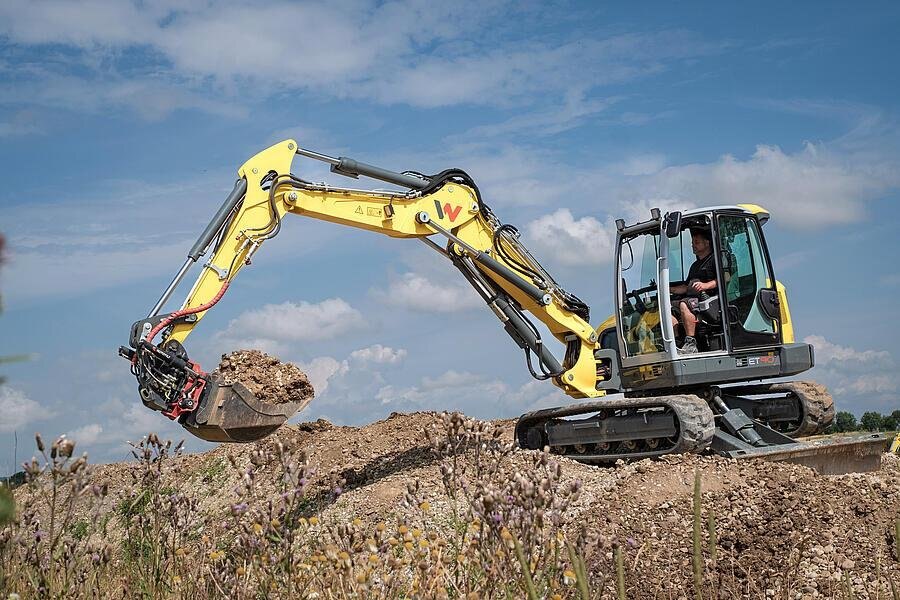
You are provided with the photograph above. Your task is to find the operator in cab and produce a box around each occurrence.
[670,228,716,354]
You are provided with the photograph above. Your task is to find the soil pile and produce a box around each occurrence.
[213,349,314,406]
[204,417,899,598]
[589,452,900,597]
[14,411,899,598]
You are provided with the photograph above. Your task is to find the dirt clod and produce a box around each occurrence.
[213,349,314,405]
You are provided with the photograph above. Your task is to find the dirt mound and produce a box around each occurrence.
[587,452,900,596]
[216,416,899,597]
[11,412,900,598]
[213,349,314,405]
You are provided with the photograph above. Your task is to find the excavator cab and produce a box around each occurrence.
[607,205,811,393]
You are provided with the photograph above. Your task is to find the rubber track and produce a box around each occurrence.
[515,394,715,464]
[751,380,835,438]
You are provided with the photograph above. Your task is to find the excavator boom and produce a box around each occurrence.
[121,140,606,442]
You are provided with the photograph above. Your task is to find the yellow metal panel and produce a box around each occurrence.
[775,280,794,343]
[595,314,616,336]
[285,183,479,237]
[737,203,770,224]
[168,140,299,343]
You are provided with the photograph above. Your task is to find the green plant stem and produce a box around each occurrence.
[565,541,591,600]
[616,544,625,600]
[843,569,855,600]
[511,534,539,600]
[894,517,900,562]
[693,468,703,600]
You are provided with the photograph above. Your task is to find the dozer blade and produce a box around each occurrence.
[715,432,890,475]
[181,380,309,443]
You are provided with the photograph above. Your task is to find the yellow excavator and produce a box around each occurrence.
[119,140,890,474]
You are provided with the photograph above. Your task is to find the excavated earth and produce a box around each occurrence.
[31,414,897,598]
[214,349,314,405]
[12,353,900,598]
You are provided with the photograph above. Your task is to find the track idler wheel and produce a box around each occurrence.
[759,381,835,438]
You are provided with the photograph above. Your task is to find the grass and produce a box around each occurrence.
[198,456,227,484]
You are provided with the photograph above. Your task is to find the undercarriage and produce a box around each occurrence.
[515,380,887,474]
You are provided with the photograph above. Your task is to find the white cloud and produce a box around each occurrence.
[296,345,407,400]
[458,91,619,139]
[842,375,897,395]
[421,369,478,390]
[373,272,482,313]
[0,171,347,308]
[68,423,103,445]
[375,371,502,408]
[295,356,349,397]
[349,344,407,365]
[803,335,899,414]
[0,386,53,432]
[217,298,366,345]
[526,209,615,266]
[0,174,231,306]
[96,398,189,447]
[3,244,188,306]
[0,2,722,115]
[0,75,245,121]
[638,143,897,230]
[804,335,891,367]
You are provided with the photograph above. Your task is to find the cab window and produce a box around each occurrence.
[619,232,664,357]
[717,215,776,336]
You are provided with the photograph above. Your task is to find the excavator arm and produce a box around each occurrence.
[120,139,607,442]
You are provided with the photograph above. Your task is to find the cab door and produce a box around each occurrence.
[715,214,781,349]
[616,229,670,366]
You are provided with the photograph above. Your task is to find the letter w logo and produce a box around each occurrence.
[434,200,463,222]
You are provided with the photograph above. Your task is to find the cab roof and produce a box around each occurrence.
[682,204,770,224]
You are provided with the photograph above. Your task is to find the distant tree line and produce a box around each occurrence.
[826,409,900,433]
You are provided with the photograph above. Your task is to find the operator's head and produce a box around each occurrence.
[690,228,712,256]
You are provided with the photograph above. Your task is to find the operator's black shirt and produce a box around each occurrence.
[687,253,716,284]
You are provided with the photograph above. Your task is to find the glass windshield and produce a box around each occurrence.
[619,231,665,357]
[718,215,776,335]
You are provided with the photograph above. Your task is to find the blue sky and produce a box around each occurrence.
[1,1,899,469]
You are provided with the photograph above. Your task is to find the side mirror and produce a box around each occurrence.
[664,211,682,238]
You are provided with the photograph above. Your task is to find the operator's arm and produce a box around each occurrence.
[690,279,716,293]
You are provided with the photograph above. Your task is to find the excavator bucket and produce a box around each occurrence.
[181,379,309,443]
[715,431,890,475]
